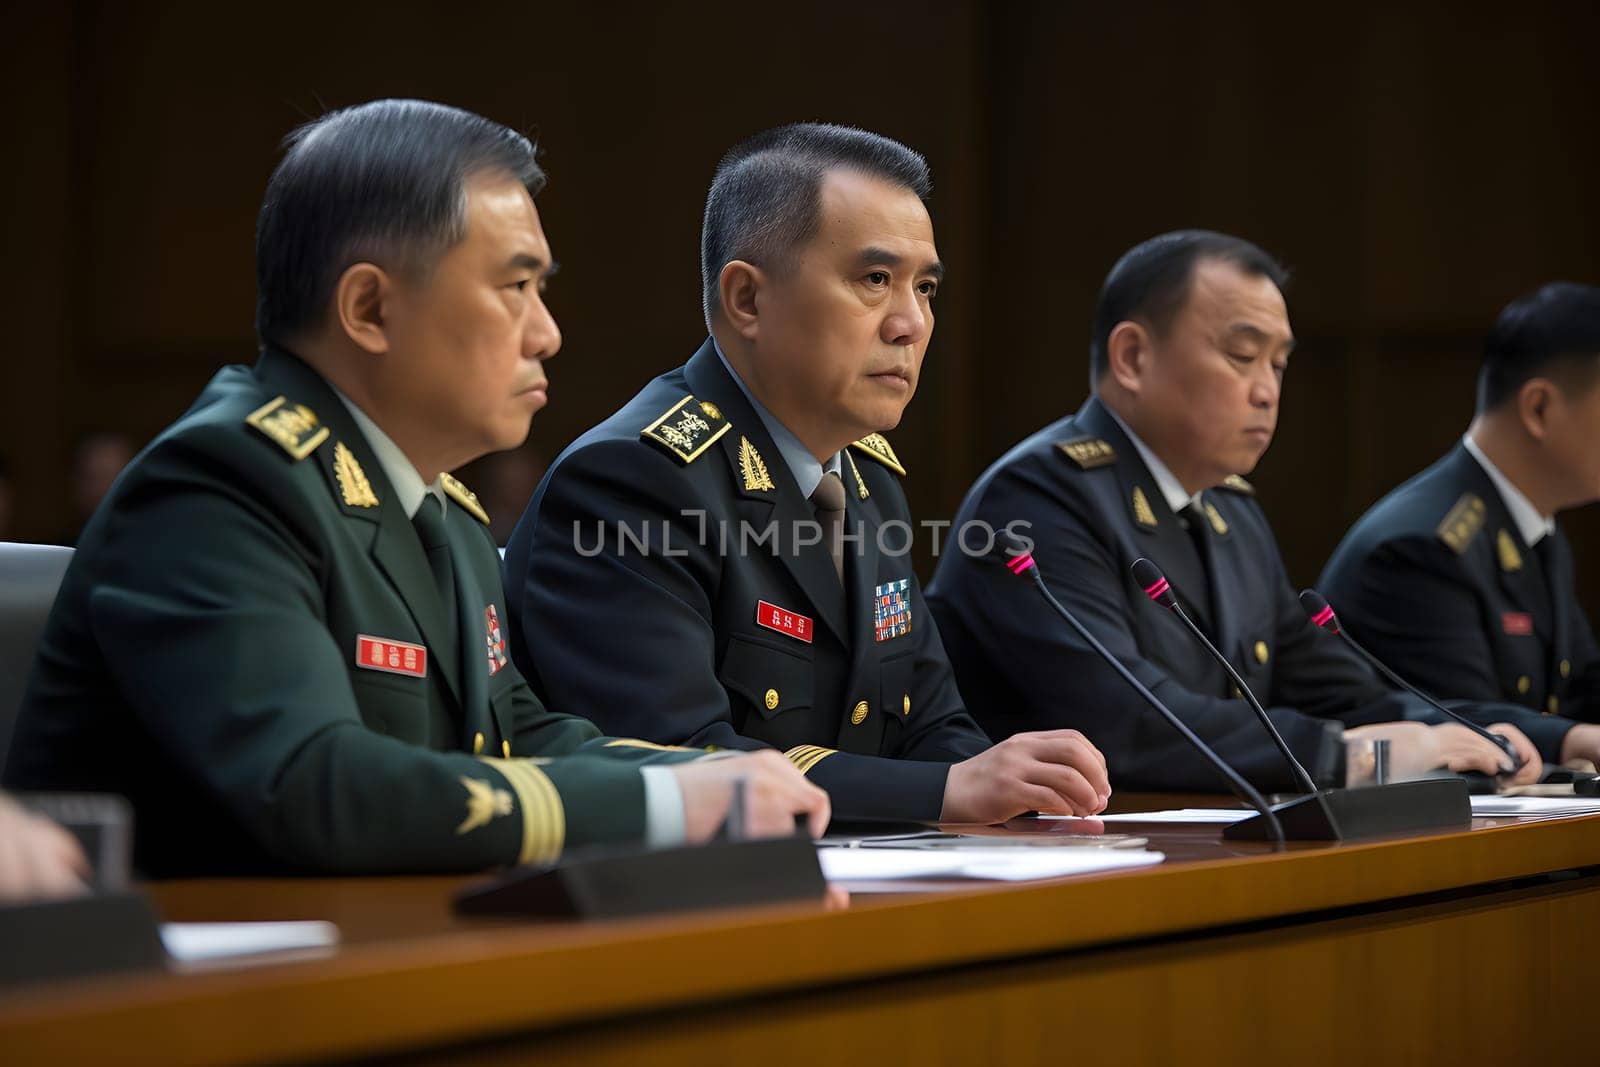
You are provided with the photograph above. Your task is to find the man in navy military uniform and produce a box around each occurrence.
[3,100,828,876]
[506,124,1110,825]
[1322,283,1600,749]
[926,231,1569,793]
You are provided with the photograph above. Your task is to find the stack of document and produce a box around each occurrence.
[160,921,340,964]
[1092,809,1253,824]
[817,845,1164,892]
[1468,795,1600,819]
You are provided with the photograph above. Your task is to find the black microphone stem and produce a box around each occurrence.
[1335,629,1521,769]
[1167,601,1321,796]
[1299,589,1522,772]
[1019,568,1285,846]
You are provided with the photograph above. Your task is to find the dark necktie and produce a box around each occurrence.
[1532,533,1559,622]
[1533,533,1557,582]
[412,499,459,656]
[1178,499,1216,618]
[811,471,847,585]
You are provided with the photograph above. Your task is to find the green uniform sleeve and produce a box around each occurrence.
[88,464,654,873]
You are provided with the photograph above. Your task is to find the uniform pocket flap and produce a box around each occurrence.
[720,635,814,720]
[880,651,914,721]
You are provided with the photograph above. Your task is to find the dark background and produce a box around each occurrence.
[3,0,1597,605]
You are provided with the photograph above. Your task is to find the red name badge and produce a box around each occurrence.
[356,635,428,678]
[1502,613,1534,636]
[756,600,813,644]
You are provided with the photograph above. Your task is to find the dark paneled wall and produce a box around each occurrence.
[2,1,1596,604]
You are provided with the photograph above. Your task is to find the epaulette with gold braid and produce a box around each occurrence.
[441,472,490,526]
[245,396,329,461]
[1057,437,1116,470]
[640,395,731,464]
[849,433,905,476]
[1436,493,1486,556]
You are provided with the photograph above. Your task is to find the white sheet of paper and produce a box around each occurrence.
[1469,796,1600,817]
[1088,808,1256,824]
[160,921,341,963]
[818,846,1164,883]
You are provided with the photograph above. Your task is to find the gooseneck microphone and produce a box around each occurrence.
[1131,558,1320,795]
[1298,590,1521,773]
[997,537,1285,845]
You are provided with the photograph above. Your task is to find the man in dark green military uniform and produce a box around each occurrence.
[927,231,1569,793]
[505,124,1111,825]
[2,100,828,876]
[1322,283,1600,749]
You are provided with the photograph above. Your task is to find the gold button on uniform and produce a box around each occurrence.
[1516,675,1531,695]
[473,732,485,755]
[764,689,780,711]
[1547,695,1560,715]
[1254,641,1269,665]
[903,694,911,716]
[851,700,869,726]
[502,740,511,758]
[1561,659,1572,679]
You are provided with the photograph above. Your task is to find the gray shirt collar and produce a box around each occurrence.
[713,339,842,499]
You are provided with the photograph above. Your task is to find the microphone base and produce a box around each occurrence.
[454,834,826,920]
[1222,778,1471,841]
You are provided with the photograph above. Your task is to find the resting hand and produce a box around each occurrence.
[672,750,831,842]
[941,729,1110,823]
[0,795,90,901]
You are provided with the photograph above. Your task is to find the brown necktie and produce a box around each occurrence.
[810,471,847,584]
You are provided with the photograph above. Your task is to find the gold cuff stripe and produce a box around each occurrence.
[784,745,837,775]
[604,738,701,753]
[512,761,564,865]
[479,757,565,865]
[476,756,540,862]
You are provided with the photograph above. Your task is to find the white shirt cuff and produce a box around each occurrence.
[640,766,686,848]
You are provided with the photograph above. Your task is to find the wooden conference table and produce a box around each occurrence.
[2,794,1597,1065]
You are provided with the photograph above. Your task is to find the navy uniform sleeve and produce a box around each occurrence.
[890,572,992,762]
[1574,608,1600,721]
[1320,533,1575,755]
[796,546,986,821]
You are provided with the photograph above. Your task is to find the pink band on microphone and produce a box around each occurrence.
[1005,552,1036,575]
[1142,577,1170,601]
[1311,605,1336,629]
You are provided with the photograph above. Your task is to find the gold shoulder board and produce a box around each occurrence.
[1057,437,1117,470]
[1435,493,1486,555]
[245,396,329,461]
[1220,474,1255,495]
[441,472,490,526]
[640,395,732,465]
[849,433,906,476]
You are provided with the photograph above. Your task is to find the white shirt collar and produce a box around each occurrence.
[1103,404,1203,515]
[1461,434,1554,547]
[712,339,842,498]
[330,386,446,521]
